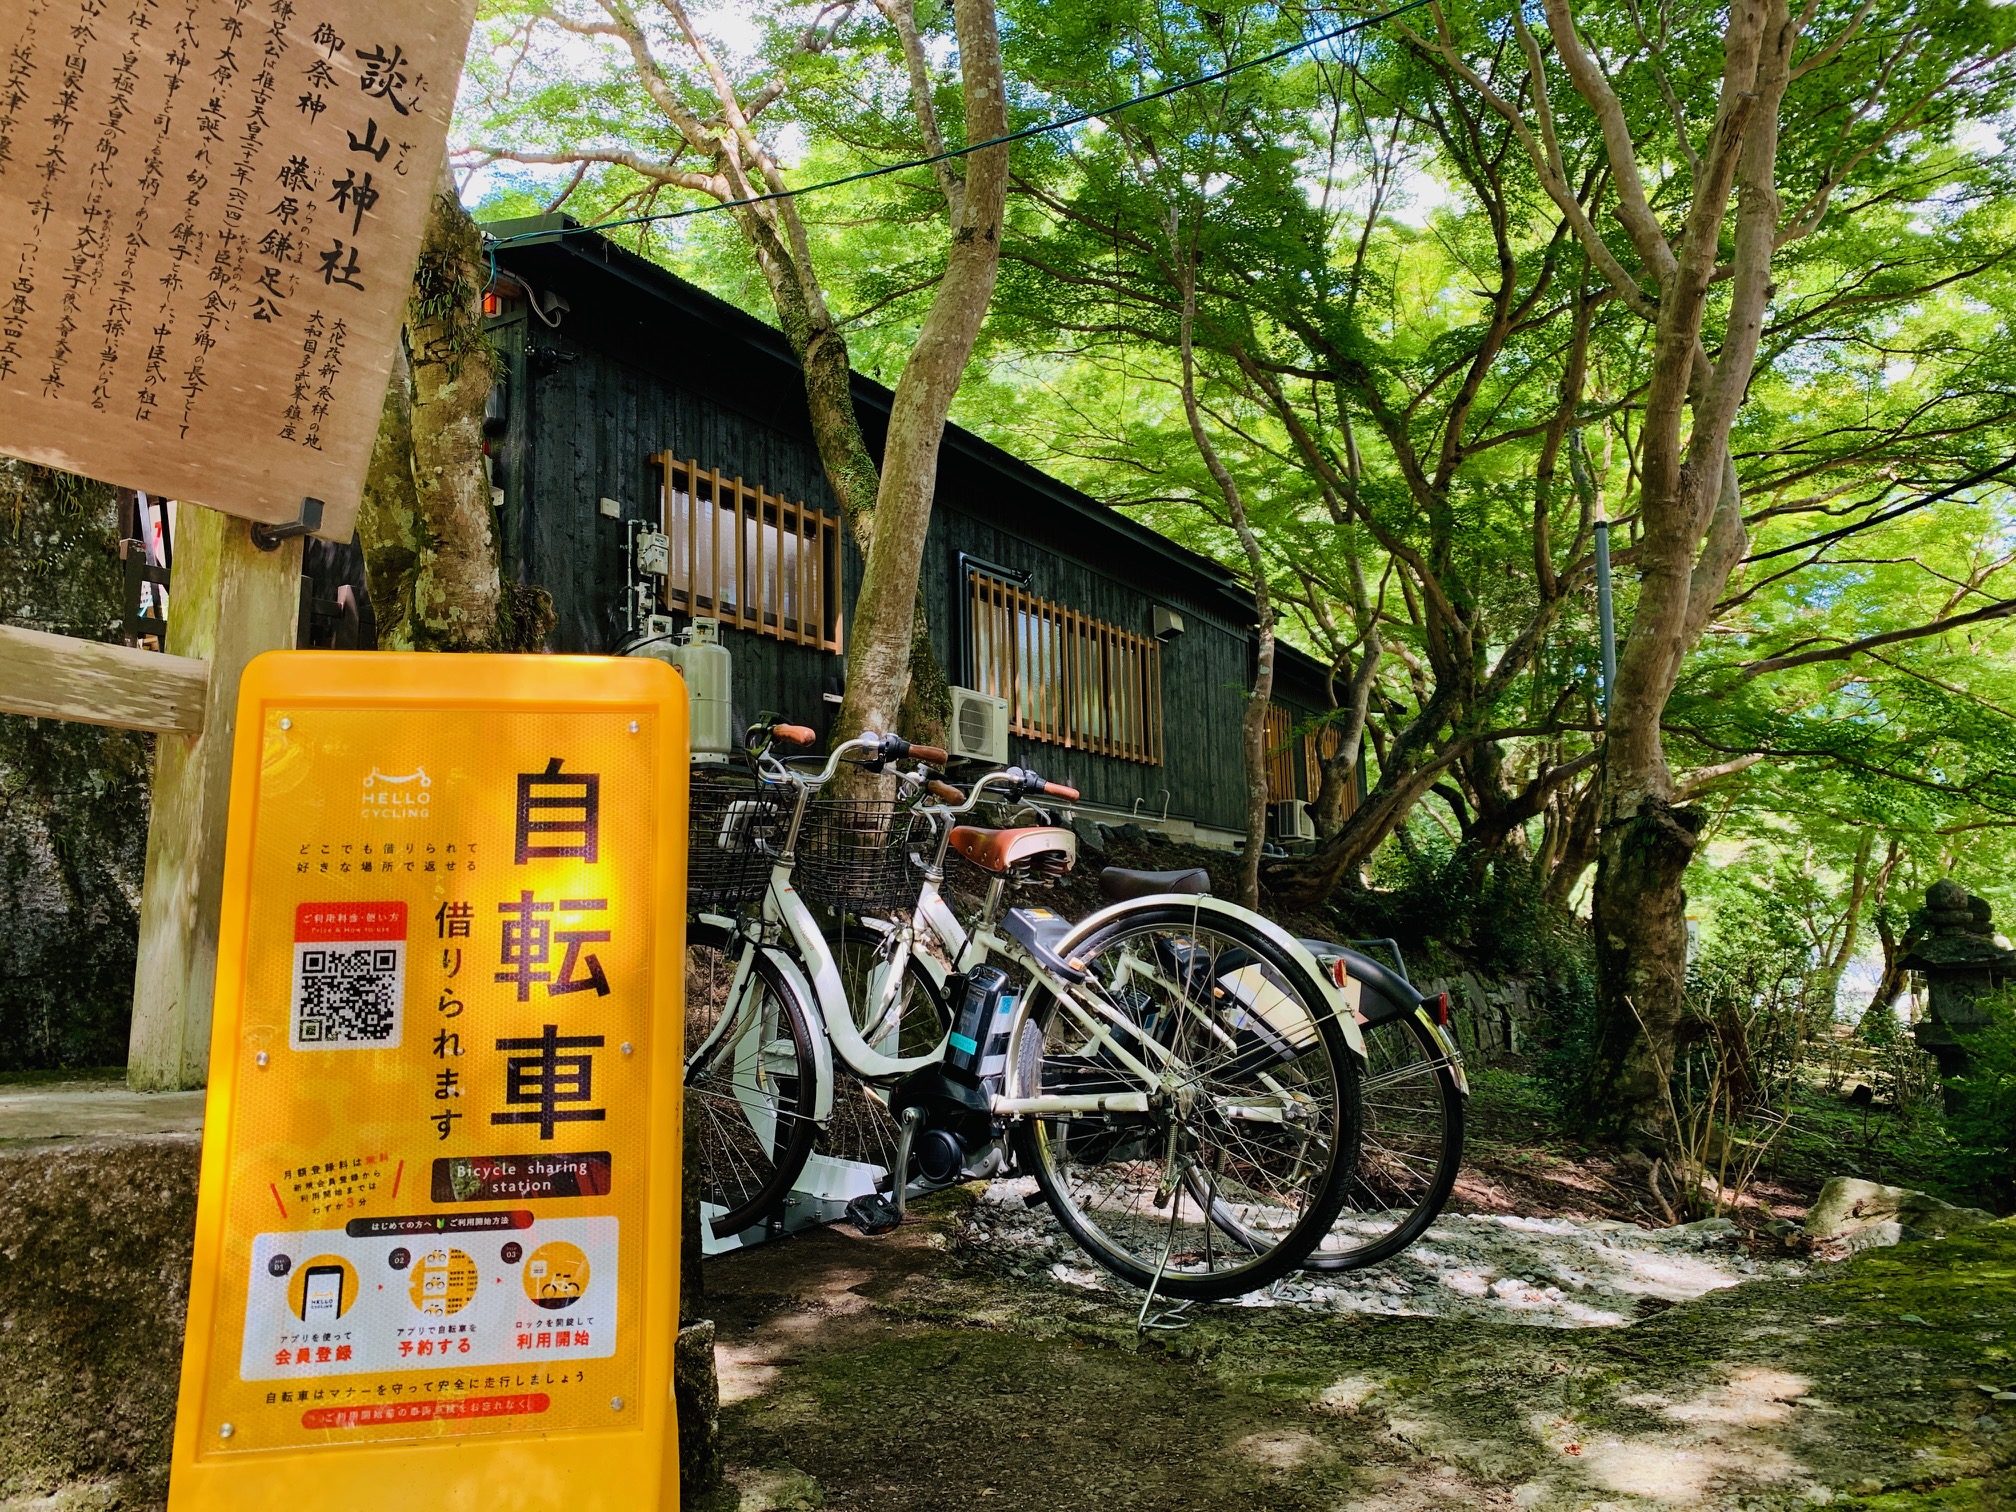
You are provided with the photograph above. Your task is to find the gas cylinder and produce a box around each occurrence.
[667,618,733,762]
[626,616,734,761]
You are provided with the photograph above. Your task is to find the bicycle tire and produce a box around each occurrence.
[1012,903,1361,1301]
[685,921,821,1238]
[1300,1007,1463,1270]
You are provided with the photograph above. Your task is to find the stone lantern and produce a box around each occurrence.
[1899,879,2015,1104]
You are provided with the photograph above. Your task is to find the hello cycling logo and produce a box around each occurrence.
[361,766,433,821]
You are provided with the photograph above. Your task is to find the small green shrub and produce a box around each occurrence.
[1947,987,2016,1208]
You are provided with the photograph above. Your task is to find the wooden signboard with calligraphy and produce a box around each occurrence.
[0,0,476,538]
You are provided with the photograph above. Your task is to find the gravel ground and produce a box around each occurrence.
[957,1177,1810,1327]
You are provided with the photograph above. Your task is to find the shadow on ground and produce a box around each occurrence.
[696,1192,2016,1511]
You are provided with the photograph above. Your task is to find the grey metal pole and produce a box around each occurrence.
[1594,512,1616,719]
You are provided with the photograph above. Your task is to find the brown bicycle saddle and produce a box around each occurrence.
[948,825,1078,875]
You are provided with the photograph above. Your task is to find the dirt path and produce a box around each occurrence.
[695,1195,2016,1511]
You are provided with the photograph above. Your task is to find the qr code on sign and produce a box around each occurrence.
[291,942,406,1050]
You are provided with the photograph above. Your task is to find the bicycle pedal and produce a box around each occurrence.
[845,1193,902,1235]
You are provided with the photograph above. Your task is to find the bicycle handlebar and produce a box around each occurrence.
[755,728,880,790]
[912,765,1078,818]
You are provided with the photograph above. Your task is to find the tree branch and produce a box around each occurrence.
[1740,597,2016,677]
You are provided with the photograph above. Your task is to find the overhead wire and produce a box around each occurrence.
[482,0,1435,250]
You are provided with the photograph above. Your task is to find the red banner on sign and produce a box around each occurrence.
[294,902,409,942]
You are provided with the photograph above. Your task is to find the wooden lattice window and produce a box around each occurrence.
[1303,724,1343,799]
[1264,707,1356,813]
[1265,703,1298,800]
[652,455,842,651]
[968,571,1162,765]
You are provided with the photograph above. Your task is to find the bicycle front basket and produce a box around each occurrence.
[792,798,923,916]
[687,770,783,912]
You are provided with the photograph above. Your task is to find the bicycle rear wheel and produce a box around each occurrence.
[1301,1007,1463,1269]
[1012,904,1360,1301]
[685,922,821,1238]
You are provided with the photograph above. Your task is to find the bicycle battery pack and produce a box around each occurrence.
[892,965,1017,1183]
[947,963,1016,1086]
[1159,939,1320,1076]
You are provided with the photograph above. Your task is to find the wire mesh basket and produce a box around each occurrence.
[792,798,925,917]
[687,770,784,911]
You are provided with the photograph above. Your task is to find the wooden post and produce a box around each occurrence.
[127,507,302,1091]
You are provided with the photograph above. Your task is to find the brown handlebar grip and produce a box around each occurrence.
[907,744,949,765]
[771,723,817,747]
[926,779,966,803]
[1043,781,1080,801]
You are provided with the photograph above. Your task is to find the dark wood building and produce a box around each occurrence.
[483,215,1348,842]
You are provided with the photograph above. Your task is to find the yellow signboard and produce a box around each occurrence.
[169,651,686,1510]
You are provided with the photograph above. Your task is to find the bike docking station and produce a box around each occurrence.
[167,653,690,1511]
[699,1150,895,1257]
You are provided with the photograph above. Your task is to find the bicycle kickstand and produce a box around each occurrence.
[1134,1210,1195,1337]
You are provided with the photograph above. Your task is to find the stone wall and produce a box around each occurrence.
[0,465,152,1070]
[0,1133,198,1510]
[1425,970,1541,1058]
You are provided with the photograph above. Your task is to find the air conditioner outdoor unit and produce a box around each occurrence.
[1268,799,1317,842]
[949,686,1010,764]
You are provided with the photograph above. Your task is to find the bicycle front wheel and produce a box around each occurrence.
[826,921,952,1178]
[1012,904,1360,1301]
[685,922,822,1239]
[1302,1006,1463,1270]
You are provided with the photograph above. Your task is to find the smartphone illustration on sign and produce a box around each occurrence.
[301,1265,346,1322]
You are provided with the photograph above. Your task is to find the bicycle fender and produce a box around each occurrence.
[1295,938,1422,1027]
[759,945,836,1125]
[1414,1007,1470,1097]
[1048,893,1367,1062]
[1295,937,1467,1094]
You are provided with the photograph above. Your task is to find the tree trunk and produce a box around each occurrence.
[1573,0,1796,1140]
[800,318,884,548]
[1859,908,1908,1040]
[835,0,1008,747]
[1176,235,1272,906]
[1264,678,1467,905]
[1311,634,1379,839]
[357,340,422,647]
[1586,795,1706,1144]
[1855,843,1909,1039]
[897,601,952,748]
[1808,830,1877,1027]
[407,176,503,651]
[358,170,553,653]
[1541,770,1602,909]
[1238,628,1275,908]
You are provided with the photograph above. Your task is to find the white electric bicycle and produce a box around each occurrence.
[684,726,1365,1301]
